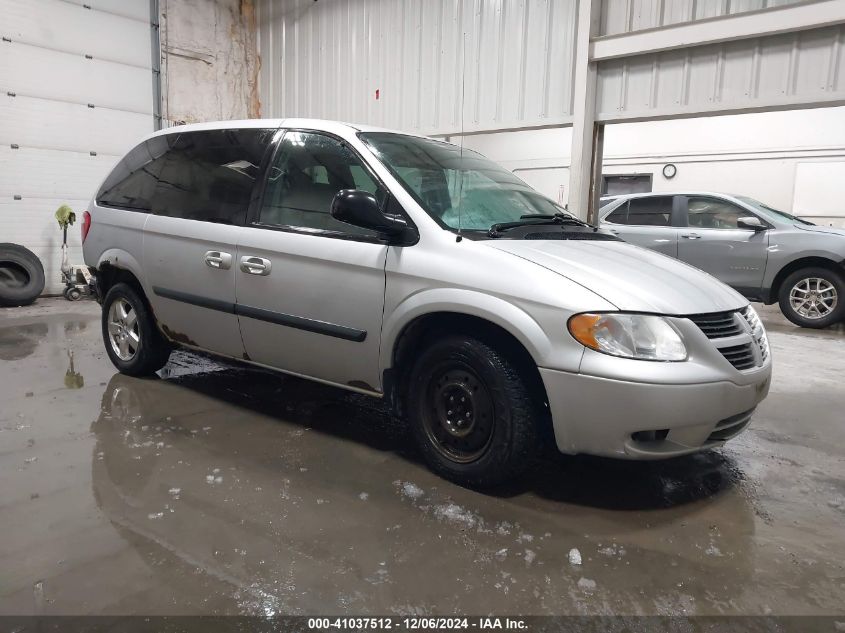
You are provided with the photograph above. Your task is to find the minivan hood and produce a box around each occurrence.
[484,239,747,315]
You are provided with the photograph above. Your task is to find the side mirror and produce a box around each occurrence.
[331,190,415,243]
[737,216,766,231]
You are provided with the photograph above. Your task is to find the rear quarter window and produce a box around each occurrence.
[97,128,274,225]
[96,136,169,212]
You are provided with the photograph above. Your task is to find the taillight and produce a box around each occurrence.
[81,210,91,243]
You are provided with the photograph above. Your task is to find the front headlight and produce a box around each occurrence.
[568,313,687,361]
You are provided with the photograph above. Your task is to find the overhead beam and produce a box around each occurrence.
[590,0,845,62]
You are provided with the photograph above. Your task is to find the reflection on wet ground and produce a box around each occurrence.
[1,301,844,615]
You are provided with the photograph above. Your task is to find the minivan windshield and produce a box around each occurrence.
[360,133,574,232]
[735,195,815,226]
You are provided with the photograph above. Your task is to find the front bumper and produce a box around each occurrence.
[540,366,771,459]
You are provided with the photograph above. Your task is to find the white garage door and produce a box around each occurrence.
[0,0,155,294]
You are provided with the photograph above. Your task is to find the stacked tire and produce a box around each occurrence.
[0,244,45,307]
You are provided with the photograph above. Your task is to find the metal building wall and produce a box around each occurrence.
[0,0,156,293]
[257,0,579,135]
[595,24,845,120]
[598,0,808,36]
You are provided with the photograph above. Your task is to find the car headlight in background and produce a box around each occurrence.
[568,313,687,361]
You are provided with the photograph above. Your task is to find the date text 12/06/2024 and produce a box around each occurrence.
[307,618,527,630]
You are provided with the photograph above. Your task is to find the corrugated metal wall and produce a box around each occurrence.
[598,0,809,36]
[257,0,579,135]
[596,24,845,120]
[0,0,155,294]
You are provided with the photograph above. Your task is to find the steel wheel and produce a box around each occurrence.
[788,277,838,320]
[107,298,140,361]
[421,362,495,464]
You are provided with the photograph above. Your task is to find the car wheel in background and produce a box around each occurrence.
[778,267,845,328]
[101,282,172,376]
[0,243,45,307]
[406,335,542,488]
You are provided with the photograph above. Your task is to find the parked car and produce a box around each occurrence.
[599,192,845,328]
[83,120,771,486]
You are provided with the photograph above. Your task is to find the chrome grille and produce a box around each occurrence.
[687,311,744,338]
[742,306,770,361]
[688,307,769,371]
[717,343,757,370]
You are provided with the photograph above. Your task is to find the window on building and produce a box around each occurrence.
[602,174,653,196]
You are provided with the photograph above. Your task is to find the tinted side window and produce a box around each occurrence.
[605,201,628,223]
[258,131,384,236]
[153,129,273,224]
[687,197,746,229]
[96,136,169,211]
[626,197,673,227]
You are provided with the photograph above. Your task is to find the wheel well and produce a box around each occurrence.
[768,257,845,303]
[386,312,551,429]
[97,263,145,298]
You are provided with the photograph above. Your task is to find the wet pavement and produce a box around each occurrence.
[0,299,843,616]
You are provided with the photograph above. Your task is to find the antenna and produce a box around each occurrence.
[456,31,467,243]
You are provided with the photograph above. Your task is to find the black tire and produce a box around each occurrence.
[406,335,542,488]
[0,243,45,307]
[66,287,82,301]
[101,283,171,376]
[778,267,845,329]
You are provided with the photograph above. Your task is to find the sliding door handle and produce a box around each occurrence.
[240,256,272,276]
[680,233,701,240]
[204,251,233,269]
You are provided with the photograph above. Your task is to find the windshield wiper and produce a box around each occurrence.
[488,213,593,237]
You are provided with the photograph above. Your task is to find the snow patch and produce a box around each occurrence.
[433,502,478,528]
[577,577,596,591]
[568,548,582,566]
[396,481,424,500]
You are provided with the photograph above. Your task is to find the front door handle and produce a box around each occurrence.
[204,251,233,269]
[681,233,702,240]
[240,256,272,276]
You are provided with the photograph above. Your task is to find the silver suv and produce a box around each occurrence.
[600,192,845,328]
[83,120,771,486]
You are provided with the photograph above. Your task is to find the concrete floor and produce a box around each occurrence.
[0,298,843,616]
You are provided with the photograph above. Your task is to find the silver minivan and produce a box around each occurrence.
[83,119,772,486]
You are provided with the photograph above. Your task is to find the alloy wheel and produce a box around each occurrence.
[789,277,838,320]
[107,298,140,361]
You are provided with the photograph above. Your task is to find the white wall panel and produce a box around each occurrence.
[257,0,578,135]
[0,0,154,294]
[2,0,151,68]
[0,43,153,114]
[0,95,151,156]
[64,0,152,22]
[596,25,845,120]
[0,147,118,294]
[0,197,87,293]
[599,0,809,35]
[0,147,117,201]
[793,160,845,224]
